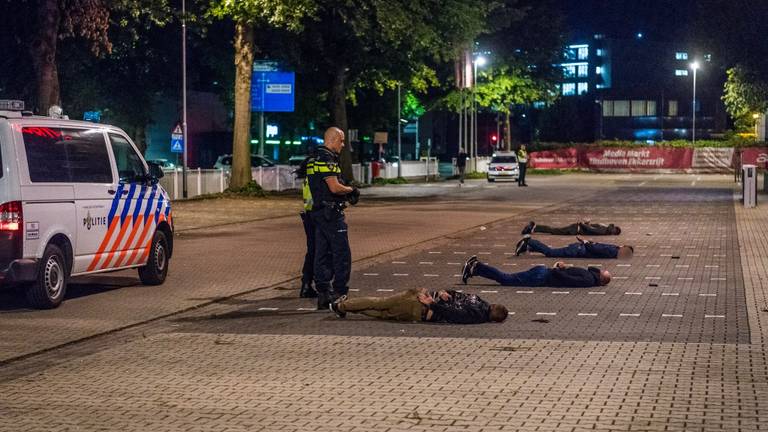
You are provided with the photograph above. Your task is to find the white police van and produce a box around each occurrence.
[0,100,173,308]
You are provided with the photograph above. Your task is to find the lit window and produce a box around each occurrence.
[632,100,646,116]
[563,65,576,78]
[594,34,605,40]
[596,48,604,56]
[602,100,613,117]
[675,69,689,76]
[614,100,630,117]
[704,54,712,62]
[647,100,657,116]
[675,52,688,60]
[595,66,603,74]
[577,82,588,94]
[668,100,678,116]
[577,64,588,77]
[562,83,576,96]
[577,47,589,60]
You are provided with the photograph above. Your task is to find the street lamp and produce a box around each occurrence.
[754,113,761,140]
[472,55,487,172]
[690,61,700,145]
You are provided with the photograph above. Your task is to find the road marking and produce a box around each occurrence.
[588,264,602,267]
[578,313,597,316]
[392,261,406,264]
[453,274,462,277]
[423,274,440,277]
[699,293,717,297]
[258,307,279,311]
[376,289,394,292]
[447,262,462,265]
[428,251,442,254]
[675,264,689,268]
[503,252,515,255]
[516,290,533,294]
[687,254,700,257]
[502,263,518,266]
[711,277,727,281]
[349,289,360,292]
[661,254,673,257]
[614,276,629,280]
[678,277,693,280]
[296,308,315,311]
[393,273,409,276]
[625,292,643,295]
[638,181,647,186]
[588,291,606,295]
[478,252,492,255]
[552,291,570,294]
[705,315,725,318]
[645,276,661,280]
[646,264,660,267]
[671,238,681,241]
[660,246,671,249]
[662,293,680,296]
[662,314,683,318]
[617,264,632,267]
[714,254,726,257]
[493,244,506,247]
[536,312,557,316]
[705,265,720,268]
[453,251,466,254]
[507,312,515,315]
[481,290,498,293]
[363,273,379,276]
[684,246,696,249]
[620,313,640,317]
[419,262,433,265]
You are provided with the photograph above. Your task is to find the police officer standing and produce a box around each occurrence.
[295,151,318,298]
[307,127,360,309]
[517,144,528,187]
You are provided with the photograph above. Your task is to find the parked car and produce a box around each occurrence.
[214,154,275,169]
[0,100,173,309]
[487,152,519,182]
[148,158,176,170]
[288,155,309,166]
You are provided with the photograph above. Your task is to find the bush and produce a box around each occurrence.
[372,177,409,185]
[226,180,267,197]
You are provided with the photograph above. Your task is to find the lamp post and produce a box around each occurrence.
[397,82,401,178]
[690,61,699,145]
[181,0,188,198]
[472,55,486,172]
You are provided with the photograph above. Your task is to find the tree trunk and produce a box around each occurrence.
[329,64,354,182]
[31,0,61,114]
[504,111,512,151]
[230,21,255,190]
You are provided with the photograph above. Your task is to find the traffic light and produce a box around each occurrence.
[491,134,498,142]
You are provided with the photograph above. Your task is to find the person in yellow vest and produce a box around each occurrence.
[517,144,528,187]
[295,152,318,298]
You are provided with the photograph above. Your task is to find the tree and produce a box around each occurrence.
[295,0,487,180]
[208,0,315,189]
[723,66,768,133]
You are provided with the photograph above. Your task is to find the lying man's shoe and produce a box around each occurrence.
[521,221,536,235]
[329,295,347,318]
[462,255,479,284]
[515,235,531,256]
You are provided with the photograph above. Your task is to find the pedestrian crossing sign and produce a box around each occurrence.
[171,133,184,153]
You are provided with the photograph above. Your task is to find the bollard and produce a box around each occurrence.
[743,164,757,208]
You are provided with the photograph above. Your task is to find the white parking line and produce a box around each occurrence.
[705,315,725,318]
[620,313,640,317]
[392,261,406,264]
[363,273,379,276]
[493,244,506,247]
[699,293,717,297]
[478,252,492,255]
[625,292,643,295]
[507,312,515,315]
[661,254,673,257]
[296,308,315,311]
[675,264,689,268]
[428,251,442,254]
[687,254,700,257]
[660,246,672,249]
[393,273,409,276]
[710,277,727,281]
[349,289,360,292]
[552,291,570,294]
[662,314,683,318]
[536,312,557,316]
[662,293,680,296]
[502,263,518,266]
[376,289,394,292]
[714,254,726,257]
[578,313,598,316]
[617,264,632,267]
[645,277,661,280]
[423,274,440,277]
[447,262,462,265]
[419,262,433,265]
[684,246,696,249]
[614,276,629,280]
[588,264,602,267]
[481,290,498,293]
[705,265,719,268]
[453,252,466,254]
[452,274,462,277]
[258,307,279,311]
[646,264,660,268]
[709,246,721,249]
[516,290,534,294]
[677,277,693,280]
[588,291,606,295]
[503,252,515,255]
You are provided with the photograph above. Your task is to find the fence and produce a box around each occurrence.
[376,158,440,179]
[160,164,364,199]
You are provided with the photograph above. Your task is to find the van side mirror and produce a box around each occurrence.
[147,162,164,181]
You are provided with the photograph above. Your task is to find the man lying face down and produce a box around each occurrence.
[461,256,612,288]
[515,235,634,259]
[329,288,508,324]
[521,220,621,236]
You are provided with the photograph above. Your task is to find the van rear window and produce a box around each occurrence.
[491,156,517,163]
[22,127,112,183]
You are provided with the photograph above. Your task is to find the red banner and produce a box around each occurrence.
[583,147,694,171]
[529,148,578,169]
[741,148,768,166]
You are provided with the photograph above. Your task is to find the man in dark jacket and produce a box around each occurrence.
[461,255,611,288]
[521,220,621,236]
[329,288,508,324]
[515,235,633,259]
[456,148,468,184]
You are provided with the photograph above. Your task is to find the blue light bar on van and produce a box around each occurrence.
[0,100,24,111]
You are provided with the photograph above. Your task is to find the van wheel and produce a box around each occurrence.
[487,178,495,183]
[138,231,169,285]
[26,244,68,309]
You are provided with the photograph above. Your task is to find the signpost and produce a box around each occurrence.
[251,61,295,156]
[171,123,184,153]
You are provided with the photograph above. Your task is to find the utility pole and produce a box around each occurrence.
[397,82,402,178]
[181,0,188,198]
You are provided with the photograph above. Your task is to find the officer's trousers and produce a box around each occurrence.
[311,209,351,306]
[300,212,315,284]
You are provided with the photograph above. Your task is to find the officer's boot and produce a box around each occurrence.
[299,281,318,298]
[316,284,332,310]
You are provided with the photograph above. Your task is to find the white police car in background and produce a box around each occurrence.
[486,151,519,182]
[0,101,173,308]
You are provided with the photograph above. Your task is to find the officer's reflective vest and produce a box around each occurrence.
[302,160,315,211]
[517,149,528,163]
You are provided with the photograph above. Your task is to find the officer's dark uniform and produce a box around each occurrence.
[295,154,318,298]
[307,146,351,309]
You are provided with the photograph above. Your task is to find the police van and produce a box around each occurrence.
[0,100,173,309]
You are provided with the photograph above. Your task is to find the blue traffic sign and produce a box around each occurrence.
[251,71,295,112]
[171,133,184,153]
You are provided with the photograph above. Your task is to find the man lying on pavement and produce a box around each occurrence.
[329,288,508,324]
[461,255,612,288]
[515,235,634,259]
[521,220,621,236]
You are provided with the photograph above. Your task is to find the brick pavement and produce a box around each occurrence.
[2,174,768,431]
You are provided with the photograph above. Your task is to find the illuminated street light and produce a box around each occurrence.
[690,61,700,145]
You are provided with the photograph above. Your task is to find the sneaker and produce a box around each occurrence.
[515,235,531,256]
[461,255,479,285]
[521,221,536,235]
[329,295,347,318]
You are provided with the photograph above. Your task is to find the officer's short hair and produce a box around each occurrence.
[489,304,509,322]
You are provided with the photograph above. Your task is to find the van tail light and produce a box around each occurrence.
[0,201,22,231]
